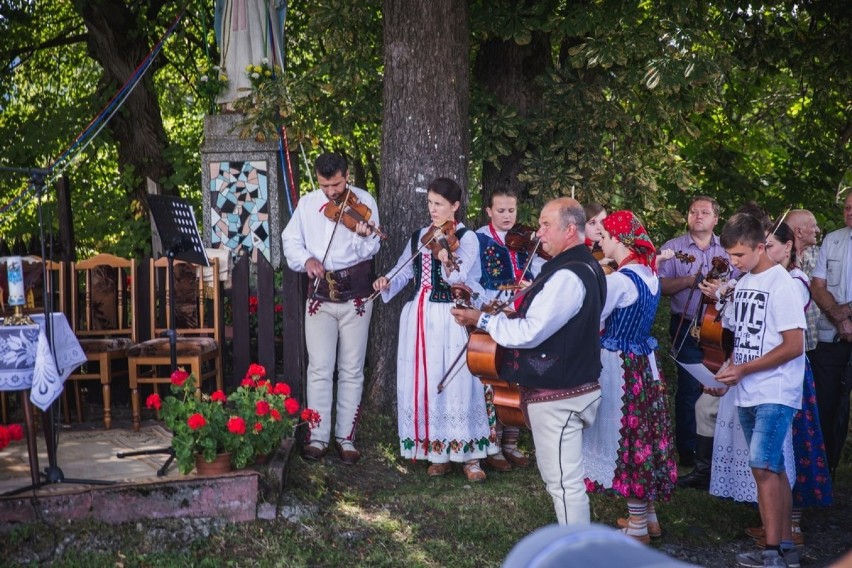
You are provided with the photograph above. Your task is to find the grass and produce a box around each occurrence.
[4,307,851,566]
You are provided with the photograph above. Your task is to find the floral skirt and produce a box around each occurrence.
[583,350,677,501]
[792,358,833,508]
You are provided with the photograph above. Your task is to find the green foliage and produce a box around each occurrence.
[233,0,383,192]
[0,0,214,254]
[468,1,852,240]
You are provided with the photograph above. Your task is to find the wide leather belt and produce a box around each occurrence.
[314,260,373,302]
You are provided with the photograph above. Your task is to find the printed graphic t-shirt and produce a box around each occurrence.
[726,264,806,409]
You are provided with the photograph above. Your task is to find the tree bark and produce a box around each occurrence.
[366,0,470,413]
[74,0,176,206]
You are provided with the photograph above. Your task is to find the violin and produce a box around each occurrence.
[657,249,696,264]
[695,257,734,372]
[591,246,617,275]
[323,190,387,239]
[504,224,553,261]
[421,220,461,272]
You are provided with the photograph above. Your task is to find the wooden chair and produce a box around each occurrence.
[128,256,223,431]
[65,254,136,429]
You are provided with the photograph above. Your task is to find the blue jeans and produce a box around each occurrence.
[670,314,703,458]
[737,404,796,473]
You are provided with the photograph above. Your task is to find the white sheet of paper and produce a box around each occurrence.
[672,359,729,388]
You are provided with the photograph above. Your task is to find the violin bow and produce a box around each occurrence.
[769,206,792,238]
[437,247,551,394]
[363,228,443,305]
[310,185,353,299]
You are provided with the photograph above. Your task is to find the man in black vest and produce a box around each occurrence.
[452,197,607,525]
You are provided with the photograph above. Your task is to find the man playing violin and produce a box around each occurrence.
[281,152,381,464]
[452,197,607,525]
[474,187,545,472]
[658,195,731,488]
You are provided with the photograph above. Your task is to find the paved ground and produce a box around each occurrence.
[0,422,174,496]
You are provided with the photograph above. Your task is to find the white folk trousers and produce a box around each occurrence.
[527,389,601,526]
[303,299,373,445]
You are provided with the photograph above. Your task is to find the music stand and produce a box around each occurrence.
[116,195,208,476]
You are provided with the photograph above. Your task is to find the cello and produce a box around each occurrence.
[442,286,526,428]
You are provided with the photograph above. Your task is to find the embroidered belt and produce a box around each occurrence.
[314,260,373,302]
[519,381,600,405]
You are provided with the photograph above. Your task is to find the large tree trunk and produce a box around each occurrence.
[366,0,470,413]
[75,0,176,205]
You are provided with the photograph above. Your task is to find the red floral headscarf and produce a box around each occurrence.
[601,210,657,273]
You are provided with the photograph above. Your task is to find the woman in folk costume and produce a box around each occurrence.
[372,178,492,482]
[582,210,677,543]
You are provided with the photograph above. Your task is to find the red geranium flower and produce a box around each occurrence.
[146,393,162,410]
[249,295,259,314]
[273,382,291,396]
[0,426,10,451]
[255,400,271,416]
[270,409,281,421]
[171,369,190,386]
[254,422,263,433]
[241,377,255,388]
[7,423,24,441]
[274,303,283,313]
[284,397,300,415]
[246,363,266,379]
[300,408,321,428]
[210,390,227,403]
[227,416,246,435]
[187,413,206,430]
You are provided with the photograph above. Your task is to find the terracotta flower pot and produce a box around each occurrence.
[195,452,232,475]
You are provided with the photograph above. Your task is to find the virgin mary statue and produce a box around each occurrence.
[214,0,286,107]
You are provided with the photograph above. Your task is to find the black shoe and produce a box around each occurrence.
[677,468,710,489]
[678,452,695,468]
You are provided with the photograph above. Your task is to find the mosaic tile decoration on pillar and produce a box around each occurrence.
[209,160,271,262]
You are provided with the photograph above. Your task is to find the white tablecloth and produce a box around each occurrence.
[0,313,86,410]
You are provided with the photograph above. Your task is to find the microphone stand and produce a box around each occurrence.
[1,166,114,495]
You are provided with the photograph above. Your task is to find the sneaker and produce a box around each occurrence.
[736,550,787,568]
[781,548,801,568]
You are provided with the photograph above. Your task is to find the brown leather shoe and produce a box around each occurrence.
[755,533,805,548]
[427,462,452,476]
[463,461,487,482]
[334,440,360,465]
[302,441,328,461]
[747,525,804,547]
[744,526,765,540]
[485,453,512,472]
[620,528,651,544]
[617,516,662,538]
[503,446,529,467]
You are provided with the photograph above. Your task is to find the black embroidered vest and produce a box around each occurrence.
[409,226,469,303]
[500,244,607,389]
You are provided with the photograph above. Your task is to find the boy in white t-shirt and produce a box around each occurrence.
[717,213,806,568]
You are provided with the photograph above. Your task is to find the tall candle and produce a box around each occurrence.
[6,256,26,307]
